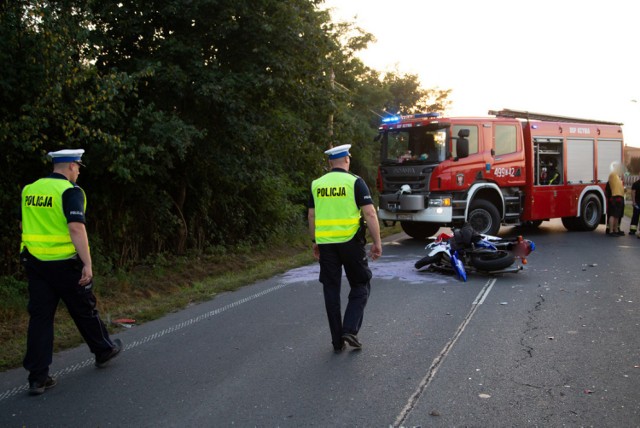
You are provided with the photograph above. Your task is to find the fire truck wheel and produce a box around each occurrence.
[561,216,580,231]
[470,250,515,271]
[401,222,441,240]
[468,200,501,235]
[575,193,602,231]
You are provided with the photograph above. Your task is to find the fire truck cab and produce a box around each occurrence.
[375,109,624,239]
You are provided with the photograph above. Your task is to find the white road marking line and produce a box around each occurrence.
[0,282,290,402]
[393,278,497,427]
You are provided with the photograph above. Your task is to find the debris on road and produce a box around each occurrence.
[112,318,136,328]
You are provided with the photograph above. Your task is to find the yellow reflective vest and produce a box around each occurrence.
[312,171,361,244]
[21,178,85,261]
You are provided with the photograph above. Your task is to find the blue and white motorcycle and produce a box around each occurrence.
[414,223,535,281]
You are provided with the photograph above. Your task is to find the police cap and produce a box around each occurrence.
[324,144,351,160]
[48,149,85,166]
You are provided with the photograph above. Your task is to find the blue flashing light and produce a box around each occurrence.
[381,112,439,124]
[381,115,401,124]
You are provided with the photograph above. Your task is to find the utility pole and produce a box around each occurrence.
[328,67,335,149]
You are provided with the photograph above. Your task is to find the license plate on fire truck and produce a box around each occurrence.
[396,214,413,220]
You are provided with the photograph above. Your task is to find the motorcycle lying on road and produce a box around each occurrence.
[414,223,535,281]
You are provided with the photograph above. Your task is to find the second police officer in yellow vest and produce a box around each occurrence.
[308,144,382,353]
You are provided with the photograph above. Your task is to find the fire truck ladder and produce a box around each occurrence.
[488,108,623,126]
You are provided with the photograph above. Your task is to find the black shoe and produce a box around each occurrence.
[333,341,346,353]
[615,231,625,236]
[608,233,621,237]
[629,231,636,235]
[342,333,362,349]
[95,338,123,368]
[28,376,56,396]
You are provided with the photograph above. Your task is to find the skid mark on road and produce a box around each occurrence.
[393,278,497,427]
[280,259,449,285]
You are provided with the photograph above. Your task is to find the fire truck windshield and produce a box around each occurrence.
[382,128,447,164]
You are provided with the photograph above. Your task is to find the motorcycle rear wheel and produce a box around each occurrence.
[470,250,515,271]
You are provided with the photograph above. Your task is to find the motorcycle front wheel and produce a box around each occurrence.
[470,250,515,271]
[415,253,443,269]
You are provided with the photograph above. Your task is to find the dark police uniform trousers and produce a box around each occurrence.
[318,228,372,347]
[22,251,115,382]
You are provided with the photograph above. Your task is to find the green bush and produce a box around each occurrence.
[0,276,28,317]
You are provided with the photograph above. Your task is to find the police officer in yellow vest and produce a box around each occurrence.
[20,149,122,396]
[308,144,382,352]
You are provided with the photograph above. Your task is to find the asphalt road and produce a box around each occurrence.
[1,219,639,427]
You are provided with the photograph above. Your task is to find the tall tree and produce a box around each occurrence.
[87,0,340,254]
[382,71,452,116]
[0,0,449,274]
[0,0,145,271]
[627,156,640,175]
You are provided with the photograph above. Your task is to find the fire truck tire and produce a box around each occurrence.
[575,193,602,231]
[415,253,443,269]
[401,222,441,240]
[561,216,580,231]
[470,250,515,271]
[468,200,501,235]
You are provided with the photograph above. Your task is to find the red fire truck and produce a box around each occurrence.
[375,108,624,239]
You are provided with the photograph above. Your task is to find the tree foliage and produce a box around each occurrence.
[0,0,450,274]
[627,156,640,175]
[382,71,452,116]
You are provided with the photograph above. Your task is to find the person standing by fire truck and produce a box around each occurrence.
[607,162,625,236]
[308,144,382,353]
[630,176,640,237]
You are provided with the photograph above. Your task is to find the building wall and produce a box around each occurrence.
[624,145,640,161]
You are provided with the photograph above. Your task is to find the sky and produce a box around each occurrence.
[322,0,640,147]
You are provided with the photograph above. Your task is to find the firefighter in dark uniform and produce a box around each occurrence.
[540,157,560,185]
[546,158,560,185]
[308,144,382,352]
[630,177,640,236]
[20,149,122,395]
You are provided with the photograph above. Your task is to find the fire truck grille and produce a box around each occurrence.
[383,175,430,192]
[386,176,422,182]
